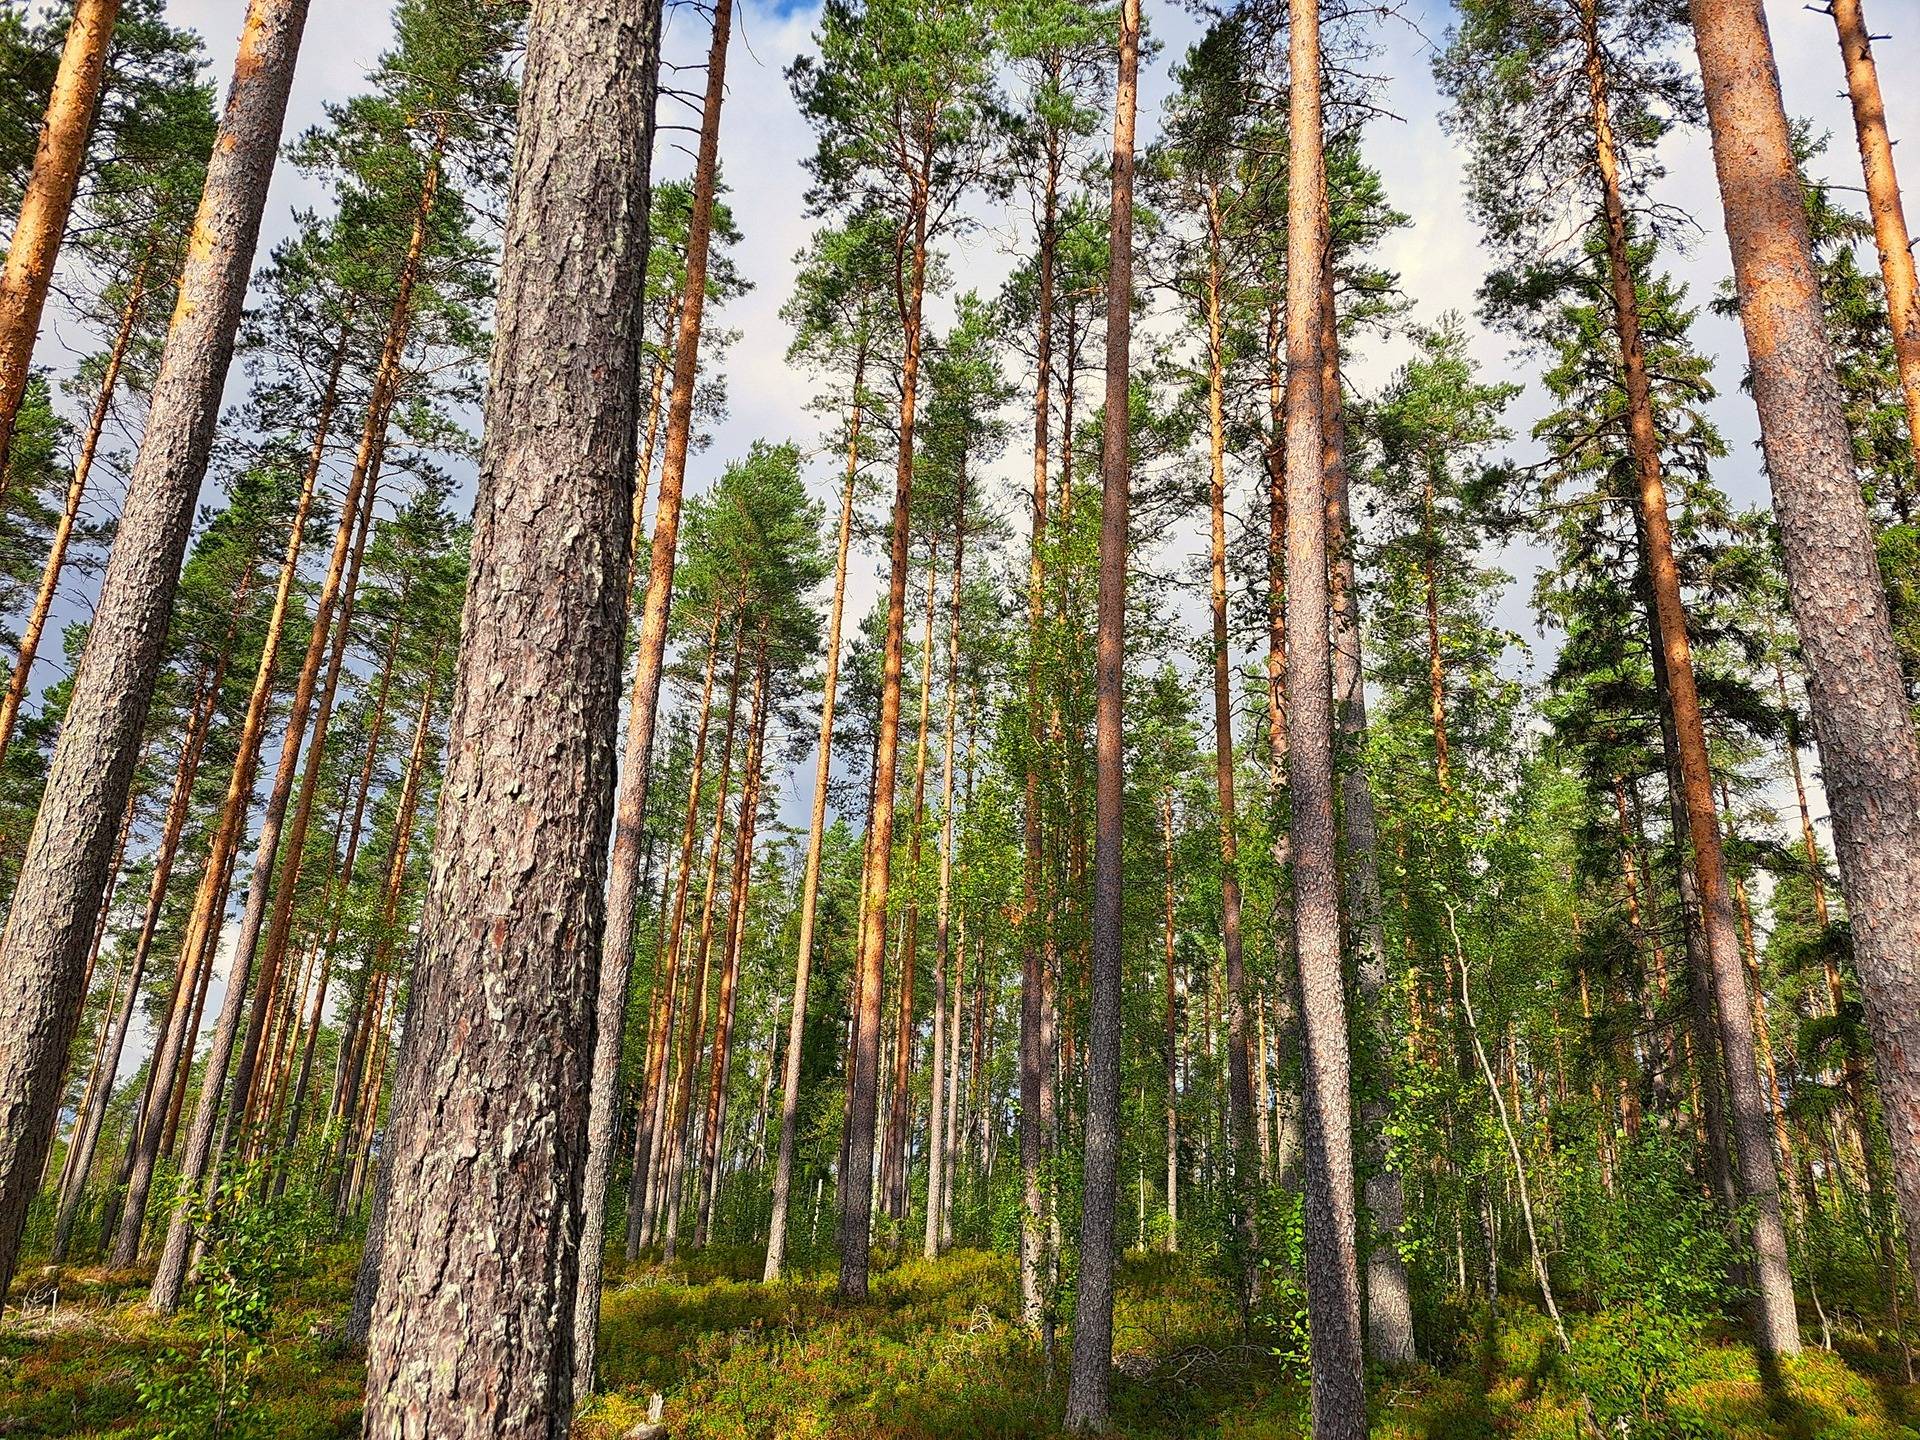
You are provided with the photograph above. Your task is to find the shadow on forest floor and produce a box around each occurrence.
[6,1245,1920,1438]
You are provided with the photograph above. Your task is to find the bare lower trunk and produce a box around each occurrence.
[1319,268,1415,1368]
[360,0,660,1424]
[925,496,966,1260]
[1283,4,1367,1432]
[765,381,863,1281]
[0,0,310,1306]
[1063,4,1135,1424]
[570,0,716,1387]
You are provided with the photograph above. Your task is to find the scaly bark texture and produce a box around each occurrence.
[360,0,661,1426]
[1063,0,1135,1423]
[1283,0,1367,1432]
[0,0,309,1307]
[0,0,121,488]
[1689,0,1920,1322]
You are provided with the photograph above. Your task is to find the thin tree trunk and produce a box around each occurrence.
[1582,0,1798,1351]
[662,622,747,1259]
[0,241,154,761]
[0,0,310,1305]
[696,650,768,1245]
[361,0,661,1422]
[0,0,121,489]
[1691,0,1920,1320]
[150,342,394,1311]
[1202,204,1256,1229]
[629,617,721,1258]
[570,0,715,1387]
[925,489,966,1259]
[1163,790,1179,1252]
[1283,2,1367,1431]
[765,373,863,1281]
[1063,2,1136,1422]
[1827,0,1920,473]
[839,180,930,1305]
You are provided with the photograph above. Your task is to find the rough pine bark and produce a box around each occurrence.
[1283,0,1368,1431]
[1689,1,1920,1304]
[0,0,121,489]
[359,0,661,1425]
[0,0,310,1304]
[1062,0,1136,1423]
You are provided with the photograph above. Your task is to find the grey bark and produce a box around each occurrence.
[360,0,661,1425]
[0,0,310,1307]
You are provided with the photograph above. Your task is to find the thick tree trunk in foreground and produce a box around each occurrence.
[1693,0,1920,1316]
[0,0,309,1306]
[765,380,862,1282]
[1319,270,1416,1369]
[1582,0,1798,1353]
[571,0,714,1387]
[1827,0,1920,462]
[1063,0,1136,1424]
[1283,2,1367,1433]
[361,0,661,1425]
[0,0,121,490]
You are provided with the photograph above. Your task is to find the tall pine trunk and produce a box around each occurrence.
[1319,266,1417,1368]
[571,0,717,1386]
[839,187,929,1303]
[1062,0,1136,1422]
[765,372,864,1281]
[0,0,121,489]
[0,0,310,1305]
[1284,0,1368,1430]
[1582,0,1798,1351]
[925,483,967,1259]
[1690,0,1920,1317]
[1827,0,1920,465]
[360,0,661,1423]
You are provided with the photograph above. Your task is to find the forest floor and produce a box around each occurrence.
[2,1244,1918,1438]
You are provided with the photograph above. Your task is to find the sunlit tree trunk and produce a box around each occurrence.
[0,0,121,490]
[765,370,864,1281]
[1691,0,1920,1318]
[0,0,310,1304]
[1582,0,1799,1351]
[1826,0,1920,467]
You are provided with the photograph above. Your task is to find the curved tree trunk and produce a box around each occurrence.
[0,0,310,1306]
